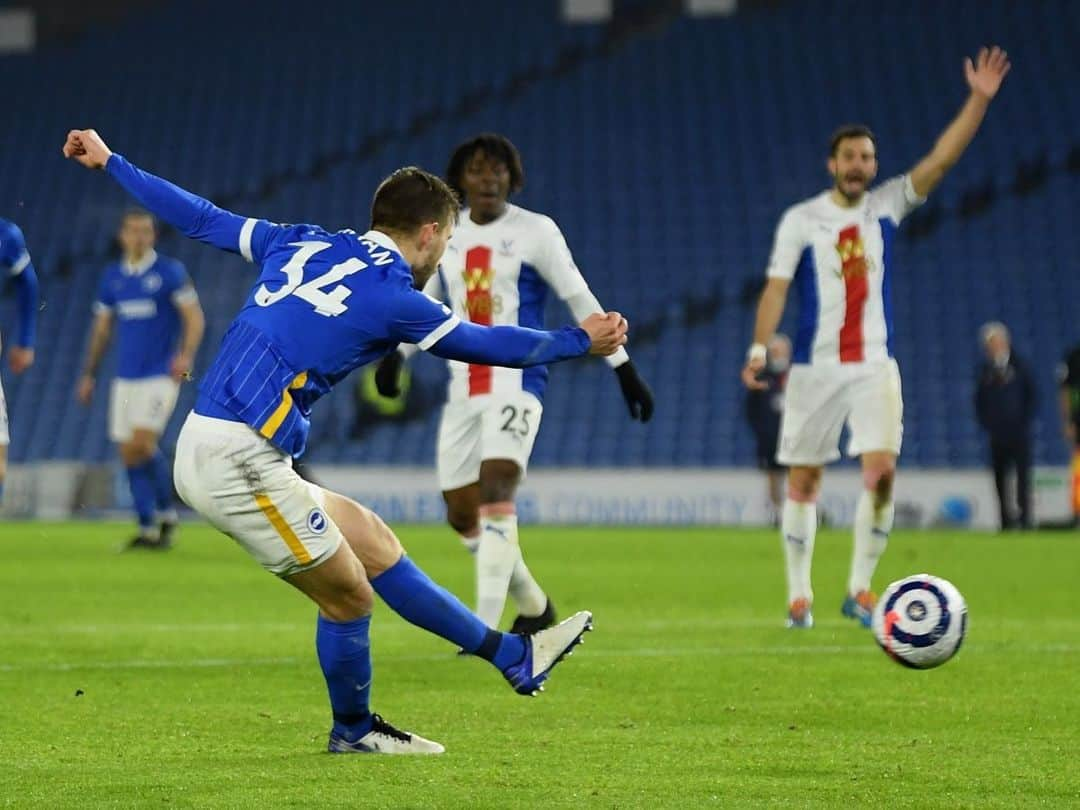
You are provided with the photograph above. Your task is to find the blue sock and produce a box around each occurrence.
[150,450,175,514]
[316,614,373,741]
[371,556,525,671]
[126,461,156,532]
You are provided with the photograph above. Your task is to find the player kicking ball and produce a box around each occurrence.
[741,46,1010,629]
[377,133,653,636]
[64,128,628,754]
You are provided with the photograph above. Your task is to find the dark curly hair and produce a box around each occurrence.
[445,133,525,200]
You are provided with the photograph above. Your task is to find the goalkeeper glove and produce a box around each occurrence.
[615,360,654,422]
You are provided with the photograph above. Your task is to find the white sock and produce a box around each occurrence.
[849,490,894,595]
[781,499,817,604]
[509,550,548,618]
[475,510,520,628]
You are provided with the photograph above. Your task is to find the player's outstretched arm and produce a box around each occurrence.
[742,277,789,390]
[62,129,251,255]
[427,313,627,368]
[909,46,1011,198]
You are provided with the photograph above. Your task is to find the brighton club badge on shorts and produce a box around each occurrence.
[307,509,329,535]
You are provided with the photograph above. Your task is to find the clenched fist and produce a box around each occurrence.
[581,312,628,357]
[62,129,113,170]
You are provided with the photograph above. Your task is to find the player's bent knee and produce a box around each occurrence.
[287,544,374,621]
[478,459,522,504]
[787,467,822,502]
[441,485,480,536]
[120,437,157,466]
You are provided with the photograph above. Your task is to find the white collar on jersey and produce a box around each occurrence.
[122,249,158,275]
[459,204,514,227]
[362,230,404,258]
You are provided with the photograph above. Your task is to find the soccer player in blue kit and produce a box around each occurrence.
[77,209,205,549]
[64,128,627,754]
[0,218,40,501]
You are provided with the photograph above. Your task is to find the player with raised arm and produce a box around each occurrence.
[77,209,205,549]
[741,47,1010,628]
[64,128,627,755]
[376,134,654,635]
[0,219,40,502]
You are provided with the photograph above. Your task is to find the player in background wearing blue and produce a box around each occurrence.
[64,128,626,754]
[77,209,205,550]
[0,219,40,503]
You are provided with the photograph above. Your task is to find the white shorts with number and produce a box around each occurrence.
[109,376,180,442]
[777,359,903,466]
[0,378,9,446]
[173,412,343,577]
[436,391,544,492]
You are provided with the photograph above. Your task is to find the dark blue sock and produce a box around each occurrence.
[126,461,156,531]
[150,450,174,513]
[371,556,525,670]
[316,614,373,741]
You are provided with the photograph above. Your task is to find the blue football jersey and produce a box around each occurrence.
[196,224,461,456]
[94,251,195,379]
[104,153,592,458]
[0,219,31,275]
[1,218,40,348]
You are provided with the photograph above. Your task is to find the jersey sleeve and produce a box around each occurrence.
[872,174,926,225]
[386,287,462,350]
[238,218,298,265]
[0,221,31,276]
[167,262,200,306]
[105,153,293,265]
[93,271,116,314]
[532,216,589,300]
[765,207,806,280]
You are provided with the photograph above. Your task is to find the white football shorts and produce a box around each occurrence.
[436,390,544,492]
[109,375,180,442]
[173,412,342,577]
[777,359,903,466]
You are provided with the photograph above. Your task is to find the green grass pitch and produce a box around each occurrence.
[1,521,1077,808]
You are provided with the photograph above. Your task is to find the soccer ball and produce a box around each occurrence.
[871,574,967,669]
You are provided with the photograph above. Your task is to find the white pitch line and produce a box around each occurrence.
[0,643,1076,674]
[3,617,1077,637]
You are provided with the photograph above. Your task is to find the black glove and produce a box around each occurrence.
[374,351,404,398]
[615,360,654,422]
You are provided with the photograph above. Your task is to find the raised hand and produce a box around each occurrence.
[62,129,113,170]
[965,46,1010,101]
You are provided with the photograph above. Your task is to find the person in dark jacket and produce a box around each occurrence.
[975,322,1037,530]
[747,334,790,525]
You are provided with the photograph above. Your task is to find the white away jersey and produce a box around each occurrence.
[433,204,589,401]
[767,175,924,365]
